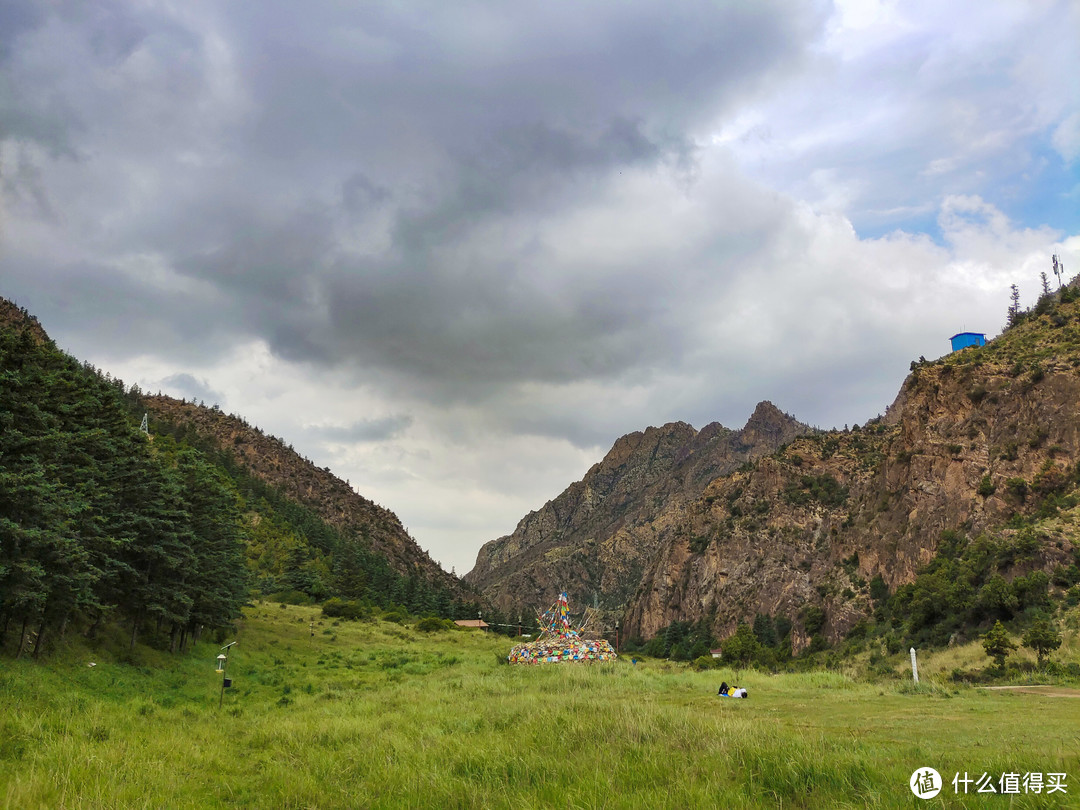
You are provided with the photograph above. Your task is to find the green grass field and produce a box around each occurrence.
[3,603,1078,809]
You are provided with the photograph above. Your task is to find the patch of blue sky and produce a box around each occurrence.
[853,210,942,243]
[852,140,1077,245]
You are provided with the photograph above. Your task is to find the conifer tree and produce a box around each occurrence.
[982,620,1016,670]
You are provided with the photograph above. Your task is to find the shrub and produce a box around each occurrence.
[802,605,826,636]
[692,655,718,671]
[415,616,453,632]
[1022,616,1062,668]
[268,590,314,605]
[1051,564,1080,587]
[322,598,369,620]
[784,474,848,507]
[1005,477,1028,500]
[869,575,889,603]
[977,475,995,497]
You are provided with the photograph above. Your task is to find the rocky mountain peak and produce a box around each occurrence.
[465,402,812,617]
[740,401,809,448]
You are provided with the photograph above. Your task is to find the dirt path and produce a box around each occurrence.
[979,685,1080,697]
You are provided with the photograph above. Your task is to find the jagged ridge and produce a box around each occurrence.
[465,402,810,617]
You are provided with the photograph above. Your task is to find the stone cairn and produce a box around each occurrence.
[507,592,617,664]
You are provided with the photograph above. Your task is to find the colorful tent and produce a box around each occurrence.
[507,592,617,664]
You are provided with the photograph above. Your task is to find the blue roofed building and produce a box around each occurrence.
[950,332,986,352]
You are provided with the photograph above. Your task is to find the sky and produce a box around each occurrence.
[2,0,1078,575]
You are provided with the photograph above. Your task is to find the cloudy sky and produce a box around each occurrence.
[2,0,1078,574]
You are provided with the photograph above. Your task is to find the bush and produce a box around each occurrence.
[784,474,848,507]
[1005,478,1028,500]
[977,475,995,497]
[322,598,368,620]
[692,655,718,671]
[415,616,454,632]
[268,590,314,606]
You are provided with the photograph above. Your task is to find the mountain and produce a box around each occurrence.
[624,290,1080,649]
[139,393,462,596]
[0,298,49,343]
[469,286,1080,654]
[464,402,811,618]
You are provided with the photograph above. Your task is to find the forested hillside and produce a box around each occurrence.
[0,298,476,659]
[0,303,248,655]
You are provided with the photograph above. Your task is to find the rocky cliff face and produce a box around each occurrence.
[470,296,1080,649]
[464,401,810,617]
[142,395,464,596]
[624,303,1080,648]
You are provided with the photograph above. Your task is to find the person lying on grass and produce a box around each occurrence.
[718,682,748,698]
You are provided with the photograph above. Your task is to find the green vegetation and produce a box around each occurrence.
[2,603,1079,809]
[0,312,469,661]
[880,529,1062,646]
[0,324,248,656]
[148,415,466,617]
[1023,615,1063,667]
[982,620,1017,671]
[783,473,848,507]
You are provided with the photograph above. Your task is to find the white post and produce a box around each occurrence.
[909,647,919,684]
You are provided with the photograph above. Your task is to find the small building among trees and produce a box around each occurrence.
[454,619,489,630]
[950,332,986,352]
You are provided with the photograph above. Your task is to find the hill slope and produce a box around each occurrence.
[1,295,474,658]
[139,393,463,597]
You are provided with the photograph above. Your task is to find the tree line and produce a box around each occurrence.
[0,326,248,656]
[0,319,464,658]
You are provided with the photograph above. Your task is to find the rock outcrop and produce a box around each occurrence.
[624,308,1080,647]
[464,401,810,618]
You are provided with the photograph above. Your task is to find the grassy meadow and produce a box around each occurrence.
[3,603,1079,809]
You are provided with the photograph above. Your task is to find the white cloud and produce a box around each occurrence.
[1053,112,1080,164]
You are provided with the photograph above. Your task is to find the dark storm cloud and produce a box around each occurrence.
[3,0,818,395]
[306,415,414,444]
[159,372,224,406]
[219,1,823,160]
[2,0,823,405]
